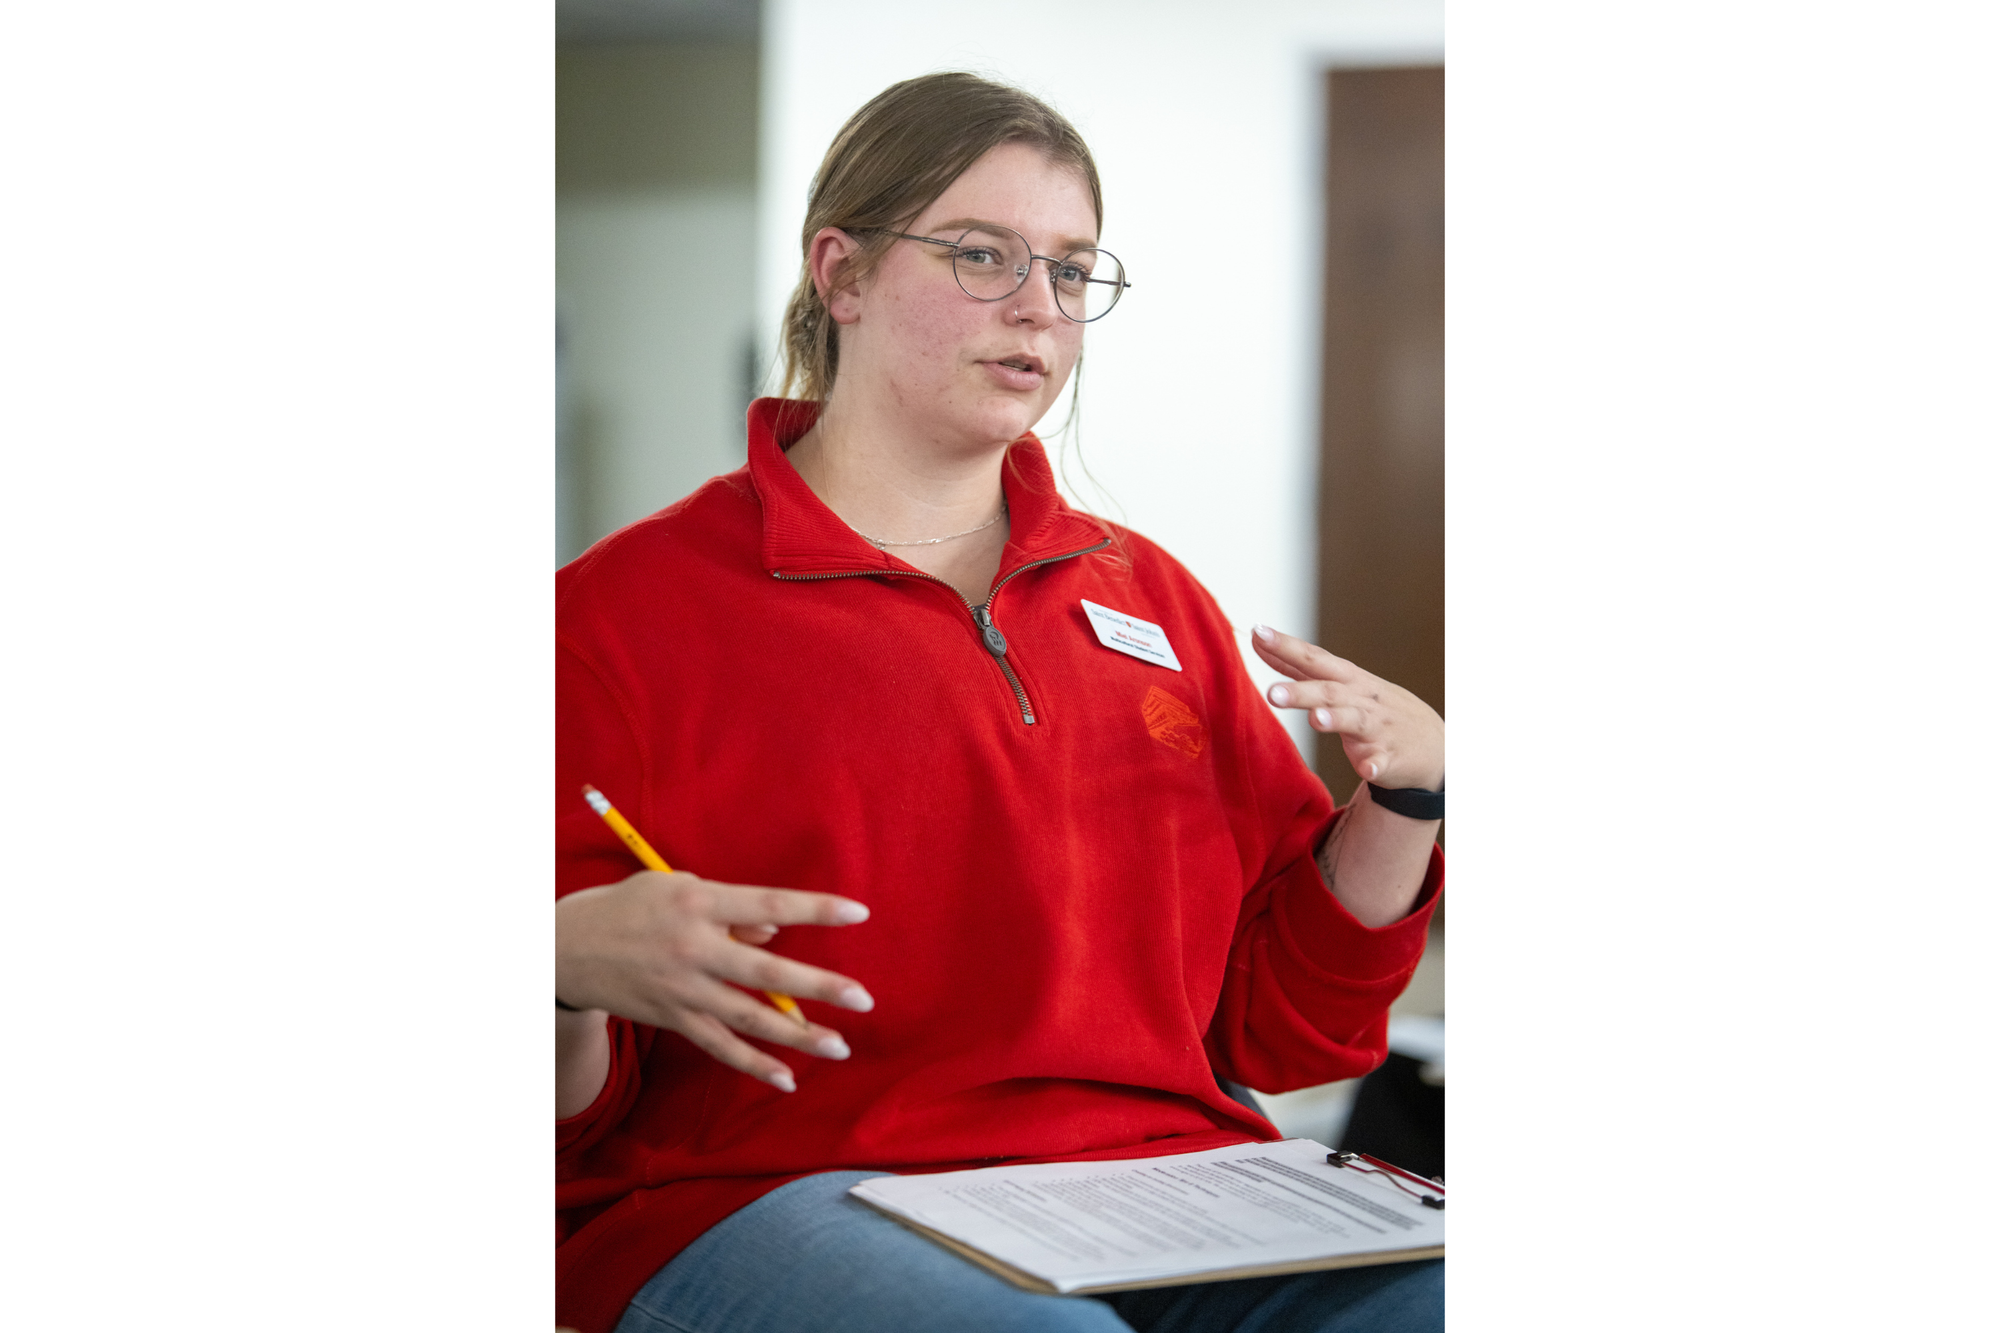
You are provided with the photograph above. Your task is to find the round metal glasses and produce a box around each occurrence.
[876,223,1130,323]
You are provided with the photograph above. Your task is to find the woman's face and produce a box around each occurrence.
[830,141,1099,451]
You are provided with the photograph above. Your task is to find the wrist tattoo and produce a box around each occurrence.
[1316,807,1351,891]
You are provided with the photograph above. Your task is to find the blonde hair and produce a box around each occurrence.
[778,73,1103,403]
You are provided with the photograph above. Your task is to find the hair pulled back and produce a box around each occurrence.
[778,73,1102,403]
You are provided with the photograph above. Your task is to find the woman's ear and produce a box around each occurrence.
[807,227,865,326]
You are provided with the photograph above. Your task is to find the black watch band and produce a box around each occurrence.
[1366,781,1444,821]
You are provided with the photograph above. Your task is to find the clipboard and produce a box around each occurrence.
[848,1138,1444,1296]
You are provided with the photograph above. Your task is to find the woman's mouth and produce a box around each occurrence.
[983,354,1047,390]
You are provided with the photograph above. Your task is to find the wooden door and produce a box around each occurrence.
[1316,67,1445,809]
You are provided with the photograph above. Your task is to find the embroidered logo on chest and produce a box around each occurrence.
[1142,686,1206,758]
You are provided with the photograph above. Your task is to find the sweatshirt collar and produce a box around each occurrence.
[748,398,1111,578]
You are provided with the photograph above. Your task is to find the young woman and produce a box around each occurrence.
[556,73,1445,1333]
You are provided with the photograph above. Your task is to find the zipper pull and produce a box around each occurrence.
[971,605,1009,658]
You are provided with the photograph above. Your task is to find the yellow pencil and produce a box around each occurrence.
[581,784,808,1027]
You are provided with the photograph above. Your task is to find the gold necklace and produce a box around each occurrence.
[851,501,1008,549]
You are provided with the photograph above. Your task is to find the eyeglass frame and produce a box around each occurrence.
[860,224,1132,323]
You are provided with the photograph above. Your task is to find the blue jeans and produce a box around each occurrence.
[614,1171,1443,1333]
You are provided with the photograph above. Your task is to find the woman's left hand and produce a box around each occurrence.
[1251,625,1443,791]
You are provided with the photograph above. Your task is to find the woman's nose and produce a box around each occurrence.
[1009,264,1062,326]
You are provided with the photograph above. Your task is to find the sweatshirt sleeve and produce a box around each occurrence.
[1200,628,1442,1094]
[1205,820,1441,1093]
[556,633,652,899]
[555,630,653,1152]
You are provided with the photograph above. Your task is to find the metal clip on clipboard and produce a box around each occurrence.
[1326,1151,1446,1209]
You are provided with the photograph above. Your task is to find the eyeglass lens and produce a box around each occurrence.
[948,224,1125,323]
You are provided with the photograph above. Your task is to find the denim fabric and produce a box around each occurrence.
[613,1170,1443,1333]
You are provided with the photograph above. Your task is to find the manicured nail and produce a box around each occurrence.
[838,986,875,1012]
[1268,683,1292,707]
[815,1035,851,1060]
[832,901,870,924]
[1315,708,1333,729]
[1367,760,1381,778]
[1254,624,1277,643]
[768,1069,796,1093]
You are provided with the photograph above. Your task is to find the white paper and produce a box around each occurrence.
[849,1139,1443,1293]
[1080,599,1183,671]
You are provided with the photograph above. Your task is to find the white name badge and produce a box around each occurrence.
[1080,599,1183,671]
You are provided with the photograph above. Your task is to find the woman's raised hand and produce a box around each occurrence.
[555,870,875,1092]
[1251,625,1443,792]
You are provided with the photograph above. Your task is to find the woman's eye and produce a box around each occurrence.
[1056,263,1089,285]
[957,247,1002,266]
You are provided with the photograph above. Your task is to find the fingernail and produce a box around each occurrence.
[768,1069,796,1093]
[1315,707,1333,728]
[815,1035,851,1060]
[1268,683,1291,707]
[838,986,875,1012]
[1367,760,1381,779]
[1253,624,1276,643]
[832,901,870,924]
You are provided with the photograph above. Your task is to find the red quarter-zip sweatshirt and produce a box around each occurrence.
[555,399,1441,1333]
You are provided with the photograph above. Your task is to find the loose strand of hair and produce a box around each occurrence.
[1042,356,1132,567]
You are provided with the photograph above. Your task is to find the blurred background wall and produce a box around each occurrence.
[556,3,763,565]
[555,0,1444,1157]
